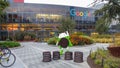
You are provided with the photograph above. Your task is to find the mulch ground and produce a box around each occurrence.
[87,56,102,68]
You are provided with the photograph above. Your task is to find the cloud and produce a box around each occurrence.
[24,0,94,7]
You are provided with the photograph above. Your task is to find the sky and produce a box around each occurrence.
[24,0,95,7]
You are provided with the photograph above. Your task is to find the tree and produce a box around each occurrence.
[95,18,109,34]
[0,0,9,23]
[95,0,120,24]
[58,17,76,34]
[94,0,120,33]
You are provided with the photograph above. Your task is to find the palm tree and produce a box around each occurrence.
[95,0,120,25]
[0,0,9,23]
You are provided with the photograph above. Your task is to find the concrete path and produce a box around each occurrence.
[0,42,109,68]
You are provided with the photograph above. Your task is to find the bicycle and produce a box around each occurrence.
[0,46,11,59]
[0,46,16,67]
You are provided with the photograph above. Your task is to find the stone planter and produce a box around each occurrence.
[107,46,120,57]
[53,51,60,60]
[74,51,83,63]
[64,52,73,60]
[42,51,51,62]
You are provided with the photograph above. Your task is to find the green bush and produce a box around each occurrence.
[90,52,96,59]
[95,59,101,65]
[28,33,36,40]
[47,37,58,45]
[15,32,36,41]
[15,32,24,41]
[0,41,21,48]
[104,64,110,68]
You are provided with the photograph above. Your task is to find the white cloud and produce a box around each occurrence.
[24,0,95,7]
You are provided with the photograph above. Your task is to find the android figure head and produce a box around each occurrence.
[58,31,69,38]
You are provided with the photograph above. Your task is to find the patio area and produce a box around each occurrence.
[0,42,109,68]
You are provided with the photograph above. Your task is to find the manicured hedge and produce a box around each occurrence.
[0,41,21,48]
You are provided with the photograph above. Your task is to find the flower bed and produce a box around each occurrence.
[87,56,102,68]
[70,34,94,45]
[88,49,120,68]
[107,39,120,57]
[47,34,94,46]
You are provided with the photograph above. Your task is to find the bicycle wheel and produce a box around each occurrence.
[0,53,16,67]
[1,47,11,59]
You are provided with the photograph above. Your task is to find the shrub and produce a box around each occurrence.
[91,32,99,38]
[91,34,111,39]
[15,32,36,41]
[98,34,111,38]
[104,64,110,68]
[34,38,40,42]
[70,34,94,45]
[24,35,31,41]
[0,41,20,48]
[47,37,58,45]
[15,32,24,41]
[47,32,94,46]
[28,33,36,40]
[95,59,101,65]
[93,38,113,43]
[114,33,120,37]
[73,32,86,35]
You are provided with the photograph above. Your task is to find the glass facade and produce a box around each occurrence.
[5,3,68,23]
[0,1,96,40]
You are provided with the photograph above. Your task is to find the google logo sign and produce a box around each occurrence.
[70,8,91,18]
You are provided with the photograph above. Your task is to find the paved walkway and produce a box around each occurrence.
[0,42,109,68]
